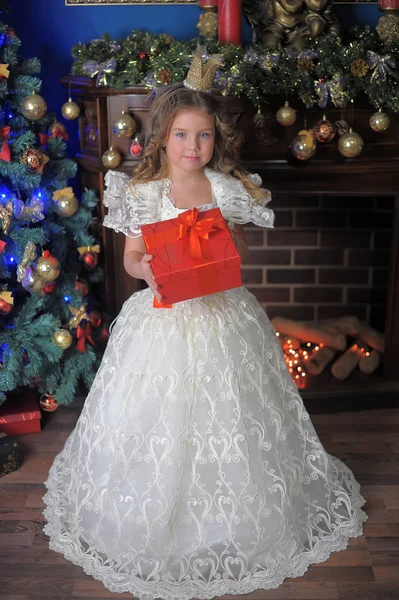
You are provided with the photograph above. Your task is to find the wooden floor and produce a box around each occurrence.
[1,400,399,600]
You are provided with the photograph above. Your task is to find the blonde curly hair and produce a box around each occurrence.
[132,83,267,202]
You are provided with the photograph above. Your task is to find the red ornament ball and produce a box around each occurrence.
[40,393,59,412]
[140,51,147,59]
[83,251,98,269]
[88,310,102,328]
[129,140,143,157]
[0,298,12,315]
[312,116,336,143]
[43,282,57,295]
[100,324,110,341]
[74,278,89,296]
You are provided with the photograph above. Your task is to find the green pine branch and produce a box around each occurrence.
[70,25,399,112]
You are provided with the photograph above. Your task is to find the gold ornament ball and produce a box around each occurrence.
[338,130,364,158]
[112,111,136,138]
[102,147,122,169]
[376,13,399,46]
[276,101,297,127]
[22,268,47,294]
[20,91,47,121]
[61,97,80,120]
[40,393,59,412]
[53,193,79,217]
[370,110,390,132]
[49,121,67,135]
[36,253,61,282]
[52,328,73,350]
[197,11,218,40]
[291,130,317,161]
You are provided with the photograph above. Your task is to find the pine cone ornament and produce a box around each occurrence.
[350,59,369,78]
[157,68,173,85]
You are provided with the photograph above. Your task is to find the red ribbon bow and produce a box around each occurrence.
[0,127,11,162]
[39,126,69,146]
[145,207,228,261]
[76,323,96,353]
[176,208,226,260]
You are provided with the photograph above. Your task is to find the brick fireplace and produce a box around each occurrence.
[244,193,393,332]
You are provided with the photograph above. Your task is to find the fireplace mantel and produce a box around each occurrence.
[62,75,399,411]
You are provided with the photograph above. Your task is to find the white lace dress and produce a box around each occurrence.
[43,169,367,600]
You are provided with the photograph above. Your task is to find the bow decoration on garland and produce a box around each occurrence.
[13,196,45,223]
[0,64,10,79]
[0,202,14,235]
[260,52,280,72]
[76,323,96,353]
[0,127,11,162]
[52,187,75,202]
[315,73,349,109]
[82,58,117,86]
[366,51,398,84]
[16,241,36,282]
[0,290,14,306]
[69,305,89,329]
[77,245,100,255]
[39,126,69,146]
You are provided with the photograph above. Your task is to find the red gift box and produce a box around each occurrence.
[141,207,242,307]
[0,391,41,435]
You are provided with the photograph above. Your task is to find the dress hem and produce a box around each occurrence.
[42,484,368,600]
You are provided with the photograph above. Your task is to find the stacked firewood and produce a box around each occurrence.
[272,315,384,380]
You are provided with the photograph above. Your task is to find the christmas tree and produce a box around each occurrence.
[0,4,104,409]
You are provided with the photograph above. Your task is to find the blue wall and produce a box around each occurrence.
[7,0,381,159]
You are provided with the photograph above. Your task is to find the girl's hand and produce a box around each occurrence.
[139,254,163,303]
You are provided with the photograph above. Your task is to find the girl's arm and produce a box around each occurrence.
[230,224,248,263]
[124,236,162,302]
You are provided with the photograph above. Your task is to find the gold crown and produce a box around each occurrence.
[183,45,221,93]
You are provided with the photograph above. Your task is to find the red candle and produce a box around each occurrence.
[218,0,242,45]
[198,0,218,6]
[379,0,399,9]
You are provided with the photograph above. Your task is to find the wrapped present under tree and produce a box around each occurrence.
[0,431,19,478]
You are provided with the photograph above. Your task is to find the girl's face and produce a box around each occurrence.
[164,108,215,178]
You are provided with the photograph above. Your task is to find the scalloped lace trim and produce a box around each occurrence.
[43,489,367,600]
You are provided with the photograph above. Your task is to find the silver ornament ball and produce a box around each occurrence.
[369,110,390,132]
[338,130,364,158]
[276,101,297,127]
[291,130,317,161]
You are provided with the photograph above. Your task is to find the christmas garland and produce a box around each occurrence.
[71,26,399,112]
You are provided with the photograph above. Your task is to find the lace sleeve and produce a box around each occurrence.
[102,171,156,238]
[213,171,275,229]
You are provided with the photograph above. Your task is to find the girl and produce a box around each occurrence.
[43,52,367,600]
